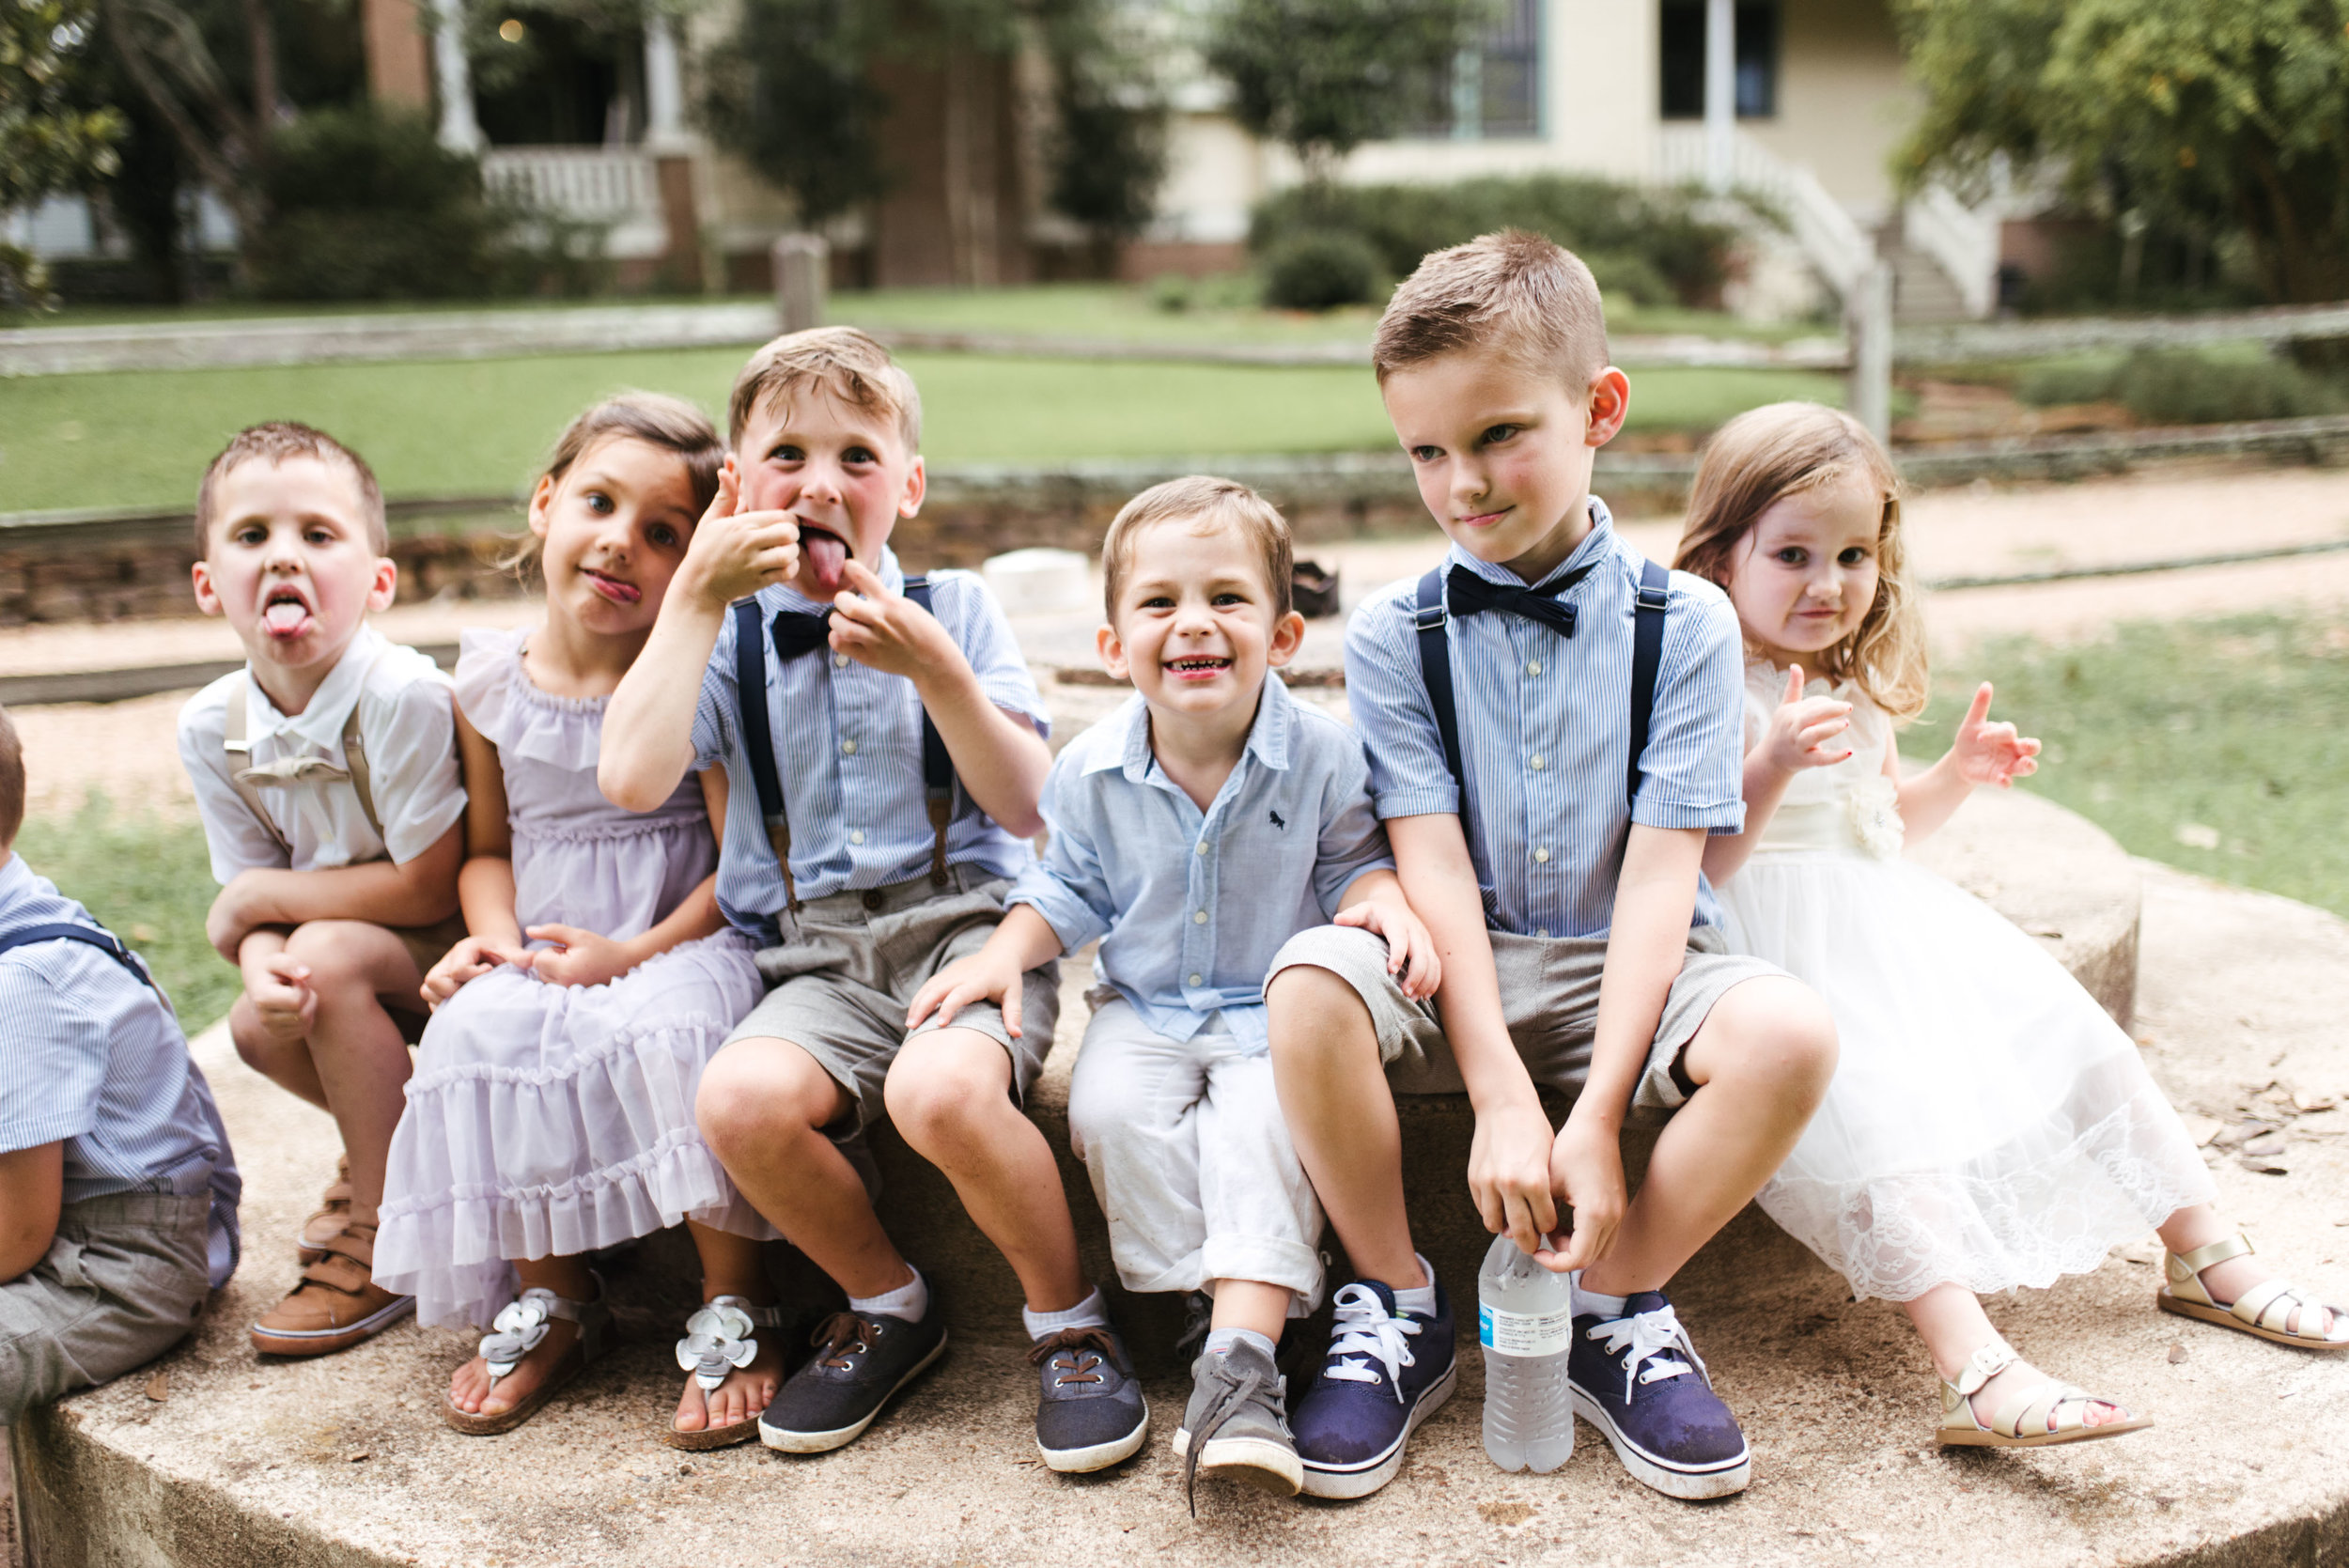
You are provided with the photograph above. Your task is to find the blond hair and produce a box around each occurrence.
[1101,475,1294,622]
[196,422,387,555]
[727,326,922,454]
[1373,229,1610,388]
[1673,402,1925,720]
[507,393,727,574]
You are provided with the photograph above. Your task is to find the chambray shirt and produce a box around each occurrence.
[1006,677,1395,1048]
[0,854,242,1287]
[693,549,1050,940]
[1345,499,1747,940]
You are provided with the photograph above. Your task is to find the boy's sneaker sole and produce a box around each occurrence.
[1040,1394,1150,1474]
[1297,1358,1457,1499]
[1171,1427,1302,1497]
[757,1330,947,1454]
[248,1292,414,1358]
[1569,1385,1751,1499]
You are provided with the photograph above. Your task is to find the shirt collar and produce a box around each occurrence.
[0,850,33,914]
[1107,675,1296,784]
[755,543,903,617]
[1445,495,1617,593]
[246,624,385,753]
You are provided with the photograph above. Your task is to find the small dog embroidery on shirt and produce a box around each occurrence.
[1268,810,1286,830]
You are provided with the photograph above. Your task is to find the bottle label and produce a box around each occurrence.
[1479,1301,1573,1358]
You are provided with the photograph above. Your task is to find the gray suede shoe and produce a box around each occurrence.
[1172,1336,1300,1511]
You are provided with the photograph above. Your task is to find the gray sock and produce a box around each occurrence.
[1203,1327,1277,1362]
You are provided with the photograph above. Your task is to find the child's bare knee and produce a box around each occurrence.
[882,1042,1003,1149]
[696,1042,834,1157]
[227,997,281,1065]
[1722,978,1839,1097]
[1267,964,1376,1062]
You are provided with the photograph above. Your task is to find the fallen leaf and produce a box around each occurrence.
[2239,1154,2290,1175]
[1478,1500,1534,1527]
[2167,1343,2188,1365]
[2174,823,2220,849]
[2293,1089,2338,1113]
[2154,1495,2179,1507]
[2179,1113,2224,1147]
[129,923,160,944]
[2243,1131,2288,1157]
[347,1451,371,1463]
[144,1373,167,1402]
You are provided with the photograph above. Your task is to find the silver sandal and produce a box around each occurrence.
[442,1274,611,1436]
[665,1295,786,1451]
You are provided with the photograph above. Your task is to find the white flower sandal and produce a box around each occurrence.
[442,1275,612,1436]
[1935,1339,2153,1449]
[664,1295,787,1451]
[2157,1234,2349,1350]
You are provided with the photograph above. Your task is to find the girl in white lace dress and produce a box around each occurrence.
[1674,403,2345,1449]
[374,396,776,1441]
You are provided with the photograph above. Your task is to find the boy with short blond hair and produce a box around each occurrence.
[177,422,466,1358]
[0,702,241,1420]
[1264,231,1840,1499]
[600,327,1137,1468]
[910,475,1437,1506]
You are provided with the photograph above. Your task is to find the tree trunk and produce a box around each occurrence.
[241,0,278,130]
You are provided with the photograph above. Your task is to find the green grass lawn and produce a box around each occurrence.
[0,351,1847,513]
[11,798,242,1030]
[1924,613,2349,920]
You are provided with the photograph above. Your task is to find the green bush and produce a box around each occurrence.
[1250,175,1736,307]
[250,107,601,301]
[1262,228,1382,311]
[2015,348,2343,423]
[2014,359,2122,407]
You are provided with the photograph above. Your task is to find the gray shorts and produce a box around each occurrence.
[1267,923,1783,1126]
[724,866,1060,1138]
[0,1190,212,1424]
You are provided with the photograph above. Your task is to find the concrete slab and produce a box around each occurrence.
[21,812,2349,1566]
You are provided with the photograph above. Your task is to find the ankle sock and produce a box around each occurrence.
[1204,1327,1277,1361]
[1391,1254,1438,1319]
[1573,1272,1628,1319]
[1021,1288,1109,1342]
[848,1266,927,1322]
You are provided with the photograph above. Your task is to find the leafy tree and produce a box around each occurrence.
[1038,0,1166,264]
[96,0,282,264]
[698,0,891,226]
[1,0,125,311]
[1894,0,2349,308]
[1204,0,1490,183]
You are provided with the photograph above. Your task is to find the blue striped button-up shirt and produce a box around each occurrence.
[1344,500,1747,940]
[0,853,242,1286]
[1006,676,1395,1048]
[693,549,1050,940]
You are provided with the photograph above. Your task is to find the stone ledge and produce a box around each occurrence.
[54,800,2349,1568]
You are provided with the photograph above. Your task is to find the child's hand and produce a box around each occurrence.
[246,953,316,1045]
[906,947,1029,1037]
[1948,681,2041,788]
[828,562,957,683]
[1541,1117,1626,1274]
[206,874,272,961]
[678,461,802,609]
[524,924,638,989]
[1756,663,1853,776]
[1332,895,1442,1000]
[421,935,530,1009]
[1470,1100,1560,1258]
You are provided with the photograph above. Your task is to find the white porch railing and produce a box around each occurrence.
[1654,124,1875,296]
[1903,183,2000,319]
[480,147,667,259]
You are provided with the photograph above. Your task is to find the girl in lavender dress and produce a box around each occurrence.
[375,396,776,1441]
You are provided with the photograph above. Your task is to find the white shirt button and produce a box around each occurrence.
[1526,660,1541,675]
[848,830,864,846]
[1533,847,1549,863]
[840,739,857,755]
[1195,841,1209,856]
[1188,973,1203,986]
[1529,754,1546,770]
[1535,928,1549,939]
[833,653,849,668]
[1193,909,1208,924]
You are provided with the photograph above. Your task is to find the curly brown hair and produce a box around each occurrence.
[1672,402,1926,720]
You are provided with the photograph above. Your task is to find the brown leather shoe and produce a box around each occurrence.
[295,1156,354,1265]
[251,1209,413,1358]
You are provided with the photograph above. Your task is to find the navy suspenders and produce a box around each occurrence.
[0,922,162,994]
[731,575,957,917]
[1413,556,1672,822]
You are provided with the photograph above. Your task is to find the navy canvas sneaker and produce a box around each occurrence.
[1565,1290,1750,1498]
[759,1303,946,1453]
[1030,1324,1149,1473]
[1291,1280,1457,1498]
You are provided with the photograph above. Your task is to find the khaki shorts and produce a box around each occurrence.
[723,867,1060,1138]
[1267,923,1783,1126]
[0,1190,212,1424]
[387,913,471,1043]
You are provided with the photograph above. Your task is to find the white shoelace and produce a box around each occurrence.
[1321,1283,1422,1404]
[1587,1301,1703,1404]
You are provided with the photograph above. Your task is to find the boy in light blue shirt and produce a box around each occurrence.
[909,476,1438,1509]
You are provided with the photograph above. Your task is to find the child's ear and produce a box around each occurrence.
[1096,621,1130,683]
[1266,609,1307,668]
[190,560,223,617]
[1585,366,1631,447]
[526,474,557,540]
[367,557,398,613]
[898,455,926,520]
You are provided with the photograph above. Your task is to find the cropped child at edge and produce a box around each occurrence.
[1680,400,2346,1451]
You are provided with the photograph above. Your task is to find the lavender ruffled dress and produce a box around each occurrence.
[376,628,770,1329]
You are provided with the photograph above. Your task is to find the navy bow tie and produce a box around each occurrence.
[770,609,833,660]
[1445,563,1596,638]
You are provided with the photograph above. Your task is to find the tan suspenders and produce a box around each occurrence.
[220,663,387,855]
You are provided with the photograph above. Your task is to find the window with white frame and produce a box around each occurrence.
[1658,0,1779,120]
[1409,0,1542,140]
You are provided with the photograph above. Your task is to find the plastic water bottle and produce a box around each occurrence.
[1478,1233,1575,1473]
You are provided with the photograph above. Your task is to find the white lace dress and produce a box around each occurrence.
[376,628,771,1329]
[1716,660,2215,1302]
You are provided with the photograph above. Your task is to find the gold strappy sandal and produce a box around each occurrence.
[1935,1339,2153,1449]
[2157,1234,2349,1350]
